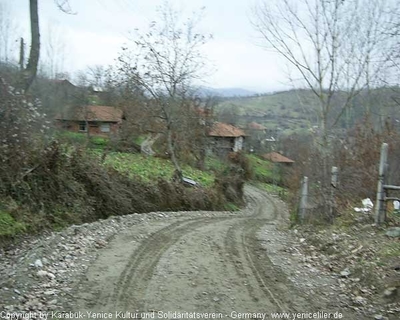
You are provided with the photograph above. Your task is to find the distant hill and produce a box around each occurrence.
[198,86,257,97]
[216,89,319,135]
[215,88,400,136]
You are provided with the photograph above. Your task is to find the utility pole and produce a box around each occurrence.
[375,143,388,225]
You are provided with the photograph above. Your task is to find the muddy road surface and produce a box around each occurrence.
[68,186,353,319]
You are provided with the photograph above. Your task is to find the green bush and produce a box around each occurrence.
[0,211,27,237]
[0,142,237,242]
[56,131,87,145]
[90,136,109,149]
[56,131,110,149]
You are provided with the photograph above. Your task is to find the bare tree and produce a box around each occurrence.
[19,0,40,92]
[85,64,110,89]
[18,0,73,92]
[43,21,68,79]
[117,3,210,181]
[252,0,398,149]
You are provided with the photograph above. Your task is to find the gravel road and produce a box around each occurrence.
[1,185,359,319]
[68,186,356,319]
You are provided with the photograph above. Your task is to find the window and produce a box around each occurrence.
[79,122,87,132]
[100,123,111,133]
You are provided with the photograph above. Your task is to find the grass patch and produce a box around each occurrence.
[256,182,285,194]
[379,241,400,258]
[246,154,280,183]
[134,135,146,145]
[102,152,215,187]
[90,136,108,149]
[205,156,228,173]
[0,211,27,237]
[56,131,109,150]
[223,202,240,211]
[56,131,88,145]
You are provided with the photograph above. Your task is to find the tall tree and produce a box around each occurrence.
[43,21,68,79]
[117,3,210,181]
[19,0,73,92]
[20,0,40,92]
[252,0,398,148]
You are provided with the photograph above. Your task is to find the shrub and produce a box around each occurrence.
[283,118,400,224]
[228,151,253,180]
[0,211,27,237]
[90,136,109,149]
[57,131,87,145]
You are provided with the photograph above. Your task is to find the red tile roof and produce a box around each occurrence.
[194,107,213,118]
[248,122,267,130]
[262,152,294,163]
[55,106,123,122]
[208,122,246,137]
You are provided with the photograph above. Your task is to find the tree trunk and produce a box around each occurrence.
[20,0,40,92]
[167,125,183,182]
[19,38,25,71]
[84,105,90,143]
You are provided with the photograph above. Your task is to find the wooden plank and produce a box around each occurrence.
[299,176,308,223]
[383,185,400,191]
[385,197,400,201]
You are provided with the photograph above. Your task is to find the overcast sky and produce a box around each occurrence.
[6,0,291,92]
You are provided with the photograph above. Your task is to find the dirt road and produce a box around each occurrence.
[68,186,353,319]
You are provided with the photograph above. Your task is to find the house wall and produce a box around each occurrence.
[209,136,245,157]
[233,136,244,152]
[55,120,120,136]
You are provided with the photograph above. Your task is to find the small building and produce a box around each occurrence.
[246,122,268,142]
[262,152,295,165]
[208,122,246,156]
[55,105,123,136]
[244,122,269,152]
[247,121,267,131]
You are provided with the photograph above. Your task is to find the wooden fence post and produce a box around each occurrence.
[375,143,388,225]
[299,176,308,223]
[329,166,338,219]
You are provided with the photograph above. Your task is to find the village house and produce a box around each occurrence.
[55,105,124,136]
[262,152,295,166]
[244,121,268,152]
[208,122,246,156]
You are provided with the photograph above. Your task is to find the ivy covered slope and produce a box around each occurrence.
[101,152,215,187]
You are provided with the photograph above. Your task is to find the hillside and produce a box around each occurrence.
[216,90,320,135]
[215,88,400,136]
[199,86,257,97]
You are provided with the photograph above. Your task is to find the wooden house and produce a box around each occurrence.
[208,122,246,156]
[55,105,123,136]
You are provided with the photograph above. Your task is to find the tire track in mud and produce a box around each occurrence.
[110,217,230,311]
[102,187,269,311]
[76,186,313,315]
[222,187,313,313]
[222,187,287,312]
[242,189,286,310]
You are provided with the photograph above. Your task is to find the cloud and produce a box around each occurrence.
[202,40,289,91]
[7,0,291,91]
[69,30,126,70]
